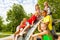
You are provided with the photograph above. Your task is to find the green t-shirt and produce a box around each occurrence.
[42,34,53,40]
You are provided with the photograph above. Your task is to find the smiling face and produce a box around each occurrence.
[23,18,27,22]
[35,4,40,11]
[44,1,48,6]
[42,10,47,17]
[41,23,47,31]
[34,11,39,17]
[35,6,40,10]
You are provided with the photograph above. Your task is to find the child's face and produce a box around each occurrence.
[41,23,47,30]
[35,12,39,17]
[44,2,48,6]
[35,6,39,10]
[23,18,27,22]
[42,11,47,17]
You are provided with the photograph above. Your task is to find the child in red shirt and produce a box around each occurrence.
[28,12,39,26]
[28,15,37,25]
[19,12,39,36]
[14,18,28,40]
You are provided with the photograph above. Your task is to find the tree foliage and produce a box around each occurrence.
[38,0,60,32]
[38,0,60,19]
[6,4,28,33]
[0,16,3,31]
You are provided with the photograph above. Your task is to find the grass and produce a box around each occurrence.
[0,32,12,38]
[0,35,10,38]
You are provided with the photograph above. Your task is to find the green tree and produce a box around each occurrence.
[6,4,28,33]
[0,16,3,31]
[1,24,7,32]
[38,0,60,19]
[38,0,60,32]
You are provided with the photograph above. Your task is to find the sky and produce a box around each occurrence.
[0,0,37,24]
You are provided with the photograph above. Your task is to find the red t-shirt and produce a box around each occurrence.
[20,22,26,29]
[28,15,37,25]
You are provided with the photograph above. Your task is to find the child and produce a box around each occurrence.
[35,4,42,20]
[27,11,39,26]
[44,1,51,15]
[32,23,53,40]
[41,10,58,40]
[19,11,39,36]
[14,18,29,40]
[35,4,40,14]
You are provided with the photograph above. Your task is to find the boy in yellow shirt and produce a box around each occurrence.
[41,10,58,39]
[41,10,52,31]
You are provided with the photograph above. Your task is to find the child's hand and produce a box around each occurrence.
[30,25,33,27]
[32,35,36,37]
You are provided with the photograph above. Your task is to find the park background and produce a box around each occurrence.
[0,0,60,38]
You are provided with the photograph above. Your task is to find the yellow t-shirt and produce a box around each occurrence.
[42,15,52,30]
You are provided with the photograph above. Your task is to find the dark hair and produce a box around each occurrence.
[35,4,39,6]
[43,10,47,13]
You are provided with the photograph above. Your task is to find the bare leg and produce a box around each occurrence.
[20,26,30,35]
[58,36,60,40]
[14,34,19,40]
[30,37,32,40]
[34,36,36,40]
[14,30,21,40]
[14,30,20,36]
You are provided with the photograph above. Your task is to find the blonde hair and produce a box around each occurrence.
[44,1,48,6]
[35,4,39,7]
[41,23,51,35]
[35,4,40,10]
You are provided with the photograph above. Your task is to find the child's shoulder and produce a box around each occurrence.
[44,30,48,34]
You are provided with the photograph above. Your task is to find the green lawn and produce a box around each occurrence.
[0,32,12,38]
[0,35,10,38]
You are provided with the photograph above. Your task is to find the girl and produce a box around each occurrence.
[32,23,53,40]
[14,18,29,40]
[44,1,51,15]
[35,4,42,20]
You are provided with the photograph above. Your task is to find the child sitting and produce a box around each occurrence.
[14,18,29,40]
[32,23,53,40]
[19,11,39,36]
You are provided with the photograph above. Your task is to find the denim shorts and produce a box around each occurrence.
[37,38,41,40]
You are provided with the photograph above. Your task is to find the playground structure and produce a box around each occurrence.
[17,19,60,40]
[0,20,60,40]
[17,20,40,40]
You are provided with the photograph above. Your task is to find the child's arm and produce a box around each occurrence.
[36,19,43,26]
[32,31,48,37]
[37,24,42,32]
[20,21,23,26]
[20,21,26,27]
[20,22,30,35]
[31,21,34,27]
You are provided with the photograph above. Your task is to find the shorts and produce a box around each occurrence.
[34,36,42,40]
[16,26,24,31]
[37,38,41,40]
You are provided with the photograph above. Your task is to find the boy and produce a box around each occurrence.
[41,10,58,39]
